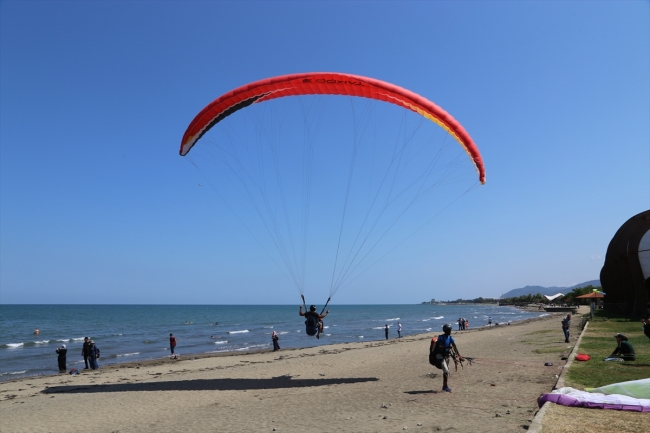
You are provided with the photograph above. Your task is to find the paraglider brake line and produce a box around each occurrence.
[320,297,331,315]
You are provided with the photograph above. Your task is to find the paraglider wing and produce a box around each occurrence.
[180,72,485,184]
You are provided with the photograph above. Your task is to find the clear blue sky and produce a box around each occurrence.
[1,1,648,304]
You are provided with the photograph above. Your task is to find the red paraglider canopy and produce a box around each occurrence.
[180,72,485,184]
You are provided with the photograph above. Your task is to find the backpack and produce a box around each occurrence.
[305,313,318,336]
[428,337,443,369]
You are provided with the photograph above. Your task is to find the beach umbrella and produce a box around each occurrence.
[575,292,604,319]
[575,293,605,299]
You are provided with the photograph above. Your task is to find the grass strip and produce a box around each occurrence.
[565,310,650,388]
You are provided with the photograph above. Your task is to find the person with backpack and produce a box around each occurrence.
[299,305,329,339]
[430,324,462,393]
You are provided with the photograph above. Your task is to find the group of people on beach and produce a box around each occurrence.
[456,318,469,330]
[54,336,100,373]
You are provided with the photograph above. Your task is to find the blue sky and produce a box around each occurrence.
[1,1,648,304]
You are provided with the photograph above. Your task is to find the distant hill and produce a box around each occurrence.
[500,280,600,299]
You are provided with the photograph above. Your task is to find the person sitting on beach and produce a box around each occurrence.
[608,333,636,361]
[299,305,329,339]
[430,324,462,393]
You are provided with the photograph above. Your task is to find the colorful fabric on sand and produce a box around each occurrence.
[538,387,650,412]
[586,378,650,399]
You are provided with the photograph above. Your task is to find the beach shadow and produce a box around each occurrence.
[404,390,436,395]
[41,375,378,394]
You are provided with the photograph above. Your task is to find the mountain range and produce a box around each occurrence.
[499,280,601,299]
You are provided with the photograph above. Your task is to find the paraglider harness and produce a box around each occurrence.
[429,335,474,372]
[302,295,330,337]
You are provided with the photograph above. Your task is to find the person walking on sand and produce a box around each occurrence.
[88,340,100,370]
[397,322,402,338]
[272,331,280,351]
[81,337,91,369]
[56,344,67,373]
[431,324,462,392]
[385,324,389,339]
[170,333,177,357]
[561,314,571,343]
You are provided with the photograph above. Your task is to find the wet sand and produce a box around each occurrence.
[1,313,572,432]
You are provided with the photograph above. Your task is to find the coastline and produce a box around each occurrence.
[1,312,569,432]
[0,311,550,385]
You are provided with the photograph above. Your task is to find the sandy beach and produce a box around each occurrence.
[1,313,572,433]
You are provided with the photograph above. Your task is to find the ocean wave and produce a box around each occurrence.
[431,316,444,320]
[323,326,329,329]
[116,352,140,357]
[72,337,85,341]
[34,340,50,344]
[56,339,70,342]
[235,344,267,351]
[4,343,24,348]
[278,332,289,335]
[228,330,249,334]
[358,336,364,338]
[385,318,400,321]
[1,370,26,375]
[213,341,228,344]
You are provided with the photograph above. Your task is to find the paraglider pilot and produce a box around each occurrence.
[430,324,462,393]
[299,305,329,339]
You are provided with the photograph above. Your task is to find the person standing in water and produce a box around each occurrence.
[88,341,100,370]
[397,322,402,338]
[56,344,67,373]
[169,333,177,357]
[271,331,280,351]
[81,337,91,369]
[384,324,389,339]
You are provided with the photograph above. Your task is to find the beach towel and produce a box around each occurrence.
[538,387,650,412]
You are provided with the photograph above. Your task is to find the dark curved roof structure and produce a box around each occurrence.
[600,209,650,316]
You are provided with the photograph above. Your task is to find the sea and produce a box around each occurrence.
[0,304,545,381]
